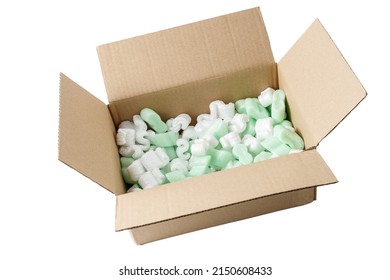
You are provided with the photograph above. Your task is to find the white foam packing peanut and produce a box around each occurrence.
[228,113,249,133]
[133,115,151,151]
[140,147,169,171]
[133,115,148,131]
[176,138,190,160]
[167,113,192,132]
[135,130,151,151]
[119,144,144,158]
[131,145,144,159]
[116,128,135,146]
[129,148,169,185]
[116,116,151,158]
[169,158,189,174]
[255,117,274,141]
[127,159,146,181]
[191,133,219,156]
[119,145,133,157]
[220,132,241,149]
[209,100,235,121]
[209,100,223,119]
[119,120,135,129]
[194,115,214,135]
[202,134,218,148]
[182,126,198,140]
[217,102,235,121]
[191,138,209,156]
[138,168,165,189]
[258,87,274,107]
[117,87,305,191]
[242,135,264,155]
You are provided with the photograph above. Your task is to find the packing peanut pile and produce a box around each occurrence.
[116,88,305,192]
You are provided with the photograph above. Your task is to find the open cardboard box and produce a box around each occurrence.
[58,7,366,244]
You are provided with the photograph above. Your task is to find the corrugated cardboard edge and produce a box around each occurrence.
[115,150,337,232]
[58,73,125,194]
[278,19,367,148]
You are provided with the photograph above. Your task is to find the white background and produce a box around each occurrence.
[1,0,388,279]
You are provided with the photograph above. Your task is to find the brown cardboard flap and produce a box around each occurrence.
[97,7,275,102]
[115,149,337,230]
[130,188,316,244]
[278,19,367,148]
[58,73,125,195]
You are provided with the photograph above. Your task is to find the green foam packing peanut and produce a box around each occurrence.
[235,99,247,114]
[242,135,265,156]
[204,119,228,140]
[121,167,136,184]
[209,149,234,170]
[273,125,305,150]
[117,86,304,191]
[188,165,212,177]
[232,143,253,165]
[253,151,273,162]
[241,118,256,137]
[149,131,178,147]
[271,89,287,123]
[245,98,269,120]
[261,136,291,156]
[280,120,293,129]
[166,170,187,183]
[228,160,243,168]
[189,155,212,168]
[127,184,143,193]
[140,108,168,133]
[160,164,171,175]
[120,157,134,168]
[163,146,178,161]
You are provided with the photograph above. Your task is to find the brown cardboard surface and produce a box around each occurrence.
[115,150,337,231]
[130,188,316,244]
[58,73,125,194]
[97,7,275,102]
[278,19,367,148]
[108,68,276,127]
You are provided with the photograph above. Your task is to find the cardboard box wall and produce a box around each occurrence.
[58,7,366,244]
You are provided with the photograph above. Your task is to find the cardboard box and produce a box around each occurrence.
[58,7,366,244]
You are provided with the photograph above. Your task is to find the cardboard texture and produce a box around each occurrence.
[97,8,275,102]
[129,188,317,245]
[278,19,367,148]
[116,150,334,230]
[58,7,366,244]
[58,74,125,194]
